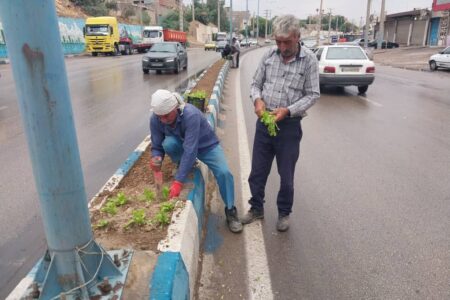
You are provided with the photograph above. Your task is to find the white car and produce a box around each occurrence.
[315,45,375,94]
[429,46,450,71]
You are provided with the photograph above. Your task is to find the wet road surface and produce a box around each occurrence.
[0,49,221,298]
[198,47,450,299]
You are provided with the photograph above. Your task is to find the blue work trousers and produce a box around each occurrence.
[162,136,234,209]
[248,117,303,216]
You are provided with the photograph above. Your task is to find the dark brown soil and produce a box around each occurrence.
[191,60,225,99]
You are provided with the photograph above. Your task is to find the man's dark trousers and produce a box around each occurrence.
[248,117,303,216]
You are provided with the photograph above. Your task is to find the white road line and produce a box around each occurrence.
[235,57,274,300]
[358,95,383,107]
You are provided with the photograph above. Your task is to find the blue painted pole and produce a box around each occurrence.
[0,1,125,298]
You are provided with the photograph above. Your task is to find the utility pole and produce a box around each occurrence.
[377,0,386,49]
[316,0,323,46]
[364,0,371,48]
[328,8,332,43]
[179,0,183,31]
[245,0,249,45]
[336,15,339,39]
[229,0,233,45]
[265,9,269,40]
[256,0,260,40]
[192,0,195,23]
[218,0,220,31]
[0,1,130,298]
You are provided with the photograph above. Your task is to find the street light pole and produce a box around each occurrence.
[256,0,260,40]
[179,0,183,31]
[245,0,249,45]
[328,8,332,43]
[218,0,221,31]
[229,0,233,44]
[316,0,323,46]
[192,0,195,22]
[364,0,371,48]
[377,0,385,49]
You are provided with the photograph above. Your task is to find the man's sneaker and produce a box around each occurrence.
[241,208,264,225]
[225,207,243,233]
[276,215,290,232]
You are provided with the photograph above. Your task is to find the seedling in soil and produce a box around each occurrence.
[260,111,279,137]
[112,192,128,206]
[94,219,109,229]
[154,211,170,226]
[160,201,175,213]
[101,201,118,215]
[139,189,155,203]
[161,186,170,201]
[125,209,147,228]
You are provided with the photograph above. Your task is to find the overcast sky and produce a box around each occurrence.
[186,0,434,26]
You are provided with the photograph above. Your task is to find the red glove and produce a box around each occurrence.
[150,156,162,172]
[169,181,183,199]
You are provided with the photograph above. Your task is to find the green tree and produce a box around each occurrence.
[142,11,151,25]
[161,10,188,31]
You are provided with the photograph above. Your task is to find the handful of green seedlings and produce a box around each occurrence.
[260,111,279,137]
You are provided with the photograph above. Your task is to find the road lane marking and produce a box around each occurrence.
[358,96,383,107]
[235,56,274,300]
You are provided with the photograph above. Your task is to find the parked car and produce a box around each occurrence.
[240,39,250,47]
[368,40,399,49]
[142,42,188,74]
[249,39,258,46]
[215,40,228,52]
[302,38,317,49]
[315,45,375,94]
[204,40,216,51]
[429,46,450,70]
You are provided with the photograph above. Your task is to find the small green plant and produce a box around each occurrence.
[112,192,128,206]
[161,186,170,201]
[160,201,175,213]
[101,201,118,215]
[125,209,147,228]
[187,89,207,99]
[94,219,109,229]
[139,189,155,203]
[154,211,170,226]
[260,111,279,137]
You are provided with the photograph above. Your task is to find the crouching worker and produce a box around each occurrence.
[149,89,243,233]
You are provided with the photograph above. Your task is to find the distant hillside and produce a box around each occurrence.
[56,0,88,18]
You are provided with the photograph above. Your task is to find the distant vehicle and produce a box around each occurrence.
[368,40,399,49]
[264,39,271,44]
[240,39,250,47]
[249,39,258,46]
[216,40,228,52]
[84,16,120,56]
[302,38,317,48]
[350,38,366,47]
[315,45,375,94]
[204,40,216,51]
[142,26,187,46]
[142,42,188,74]
[429,46,450,70]
[119,26,152,55]
[216,32,228,42]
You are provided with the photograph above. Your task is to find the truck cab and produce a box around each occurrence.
[143,26,164,45]
[84,17,119,56]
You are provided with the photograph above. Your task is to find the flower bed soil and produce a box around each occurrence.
[90,58,225,253]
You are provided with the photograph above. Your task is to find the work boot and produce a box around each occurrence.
[241,207,264,225]
[225,207,243,233]
[276,215,290,232]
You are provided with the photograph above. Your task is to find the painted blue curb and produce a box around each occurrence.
[187,168,206,233]
[114,150,144,176]
[150,252,189,300]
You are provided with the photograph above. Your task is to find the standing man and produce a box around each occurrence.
[242,15,320,232]
[231,37,241,68]
[149,89,243,233]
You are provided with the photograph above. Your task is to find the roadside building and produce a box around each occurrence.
[374,1,450,47]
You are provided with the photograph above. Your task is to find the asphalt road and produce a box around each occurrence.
[197,47,450,299]
[0,48,221,298]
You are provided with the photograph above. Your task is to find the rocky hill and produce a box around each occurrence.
[56,0,88,18]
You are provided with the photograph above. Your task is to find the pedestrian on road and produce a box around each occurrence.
[231,37,241,68]
[242,14,320,232]
[149,89,243,233]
